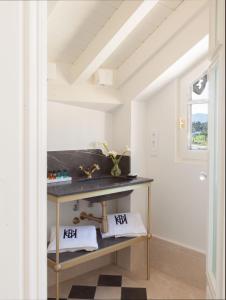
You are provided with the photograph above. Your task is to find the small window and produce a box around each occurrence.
[188,74,209,150]
[177,60,209,161]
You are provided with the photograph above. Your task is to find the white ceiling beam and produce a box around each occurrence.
[48,82,121,112]
[136,35,209,101]
[116,0,208,87]
[120,6,209,102]
[71,0,159,83]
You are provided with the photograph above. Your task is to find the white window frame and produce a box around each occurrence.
[177,59,210,162]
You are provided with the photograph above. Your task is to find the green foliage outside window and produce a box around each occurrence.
[192,121,208,146]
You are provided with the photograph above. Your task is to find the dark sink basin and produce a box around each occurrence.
[74,176,133,202]
[47,174,152,198]
[75,176,131,183]
[83,190,133,203]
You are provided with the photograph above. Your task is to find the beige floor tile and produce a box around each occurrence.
[48,264,206,300]
[48,273,98,298]
[147,268,206,299]
[48,277,73,298]
[94,286,121,300]
[71,273,99,286]
[122,276,147,288]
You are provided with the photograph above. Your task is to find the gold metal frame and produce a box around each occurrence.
[48,182,152,300]
[48,235,146,271]
[56,201,60,300]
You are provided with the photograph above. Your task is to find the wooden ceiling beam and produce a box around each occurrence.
[116,0,208,87]
[70,0,159,83]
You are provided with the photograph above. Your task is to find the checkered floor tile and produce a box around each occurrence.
[98,274,122,287]
[48,274,147,300]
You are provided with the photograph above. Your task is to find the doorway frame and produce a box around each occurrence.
[206,0,225,299]
[27,0,224,299]
[23,1,47,299]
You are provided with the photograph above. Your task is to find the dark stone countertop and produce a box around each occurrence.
[47,176,153,198]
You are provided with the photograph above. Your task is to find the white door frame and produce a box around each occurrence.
[21,1,225,299]
[23,1,47,299]
[207,0,225,299]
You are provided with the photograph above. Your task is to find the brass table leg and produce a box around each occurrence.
[101,201,108,233]
[114,251,118,265]
[56,272,60,300]
[56,202,60,300]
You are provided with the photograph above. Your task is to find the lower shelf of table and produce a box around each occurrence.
[48,229,147,271]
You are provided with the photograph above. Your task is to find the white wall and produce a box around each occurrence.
[111,5,210,255]
[0,2,24,299]
[110,7,210,271]
[147,81,208,253]
[48,101,112,150]
[111,99,131,152]
[47,101,115,285]
[130,101,148,224]
[47,100,113,236]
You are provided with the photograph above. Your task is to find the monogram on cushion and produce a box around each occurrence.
[102,212,147,239]
[114,214,128,225]
[48,225,98,253]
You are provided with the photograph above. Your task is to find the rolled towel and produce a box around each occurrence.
[48,225,98,253]
[101,212,147,239]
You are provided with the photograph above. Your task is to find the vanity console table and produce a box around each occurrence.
[47,176,153,300]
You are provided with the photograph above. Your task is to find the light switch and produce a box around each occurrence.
[151,130,158,156]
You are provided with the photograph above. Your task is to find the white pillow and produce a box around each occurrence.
[101,212,147,238]
[48,225,98,253]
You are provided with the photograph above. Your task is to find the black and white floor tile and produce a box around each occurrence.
[48,274,147,300]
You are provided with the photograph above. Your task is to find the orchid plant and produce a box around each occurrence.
[102,142,130,177]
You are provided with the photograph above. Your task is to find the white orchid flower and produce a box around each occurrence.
[125,146,131,152]
[100,141,109,156]
[108,150,117,158]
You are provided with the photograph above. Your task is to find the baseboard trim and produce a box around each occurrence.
[150,236,206,289]
[152,234,206,255]
[206,272,216,299]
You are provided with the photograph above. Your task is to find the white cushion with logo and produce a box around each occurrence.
[48,225,98,253]
[101,212,147,239]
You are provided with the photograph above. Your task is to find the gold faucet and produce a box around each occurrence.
[79,163,100,178]
[80,201,108,233]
